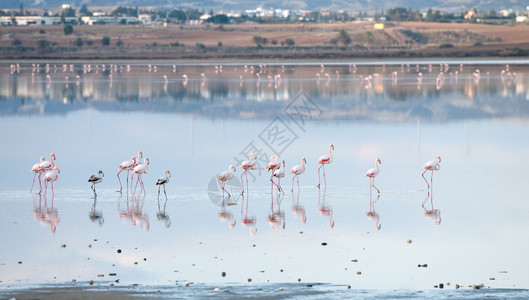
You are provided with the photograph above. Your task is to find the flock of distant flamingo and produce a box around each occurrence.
[9,62,517,92]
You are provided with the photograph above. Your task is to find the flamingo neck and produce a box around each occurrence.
[301,159,305,170]
[376,159,379,172]
[329,145,333,162]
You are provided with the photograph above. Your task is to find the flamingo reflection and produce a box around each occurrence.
[291,186,307,224]
[422,192,441,225]
[157,192,171,228]
[318,186,334,228]
[33,193,60,233]
[366,194,381,230]
[266,190,285,231]
[240,192,257,236]
[118,193,150,230]
[217,199,236,228]
[89,197,104,226]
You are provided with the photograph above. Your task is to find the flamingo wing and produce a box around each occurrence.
[88,174,101,183]
[156,177,168,185]
[318,155,331,164]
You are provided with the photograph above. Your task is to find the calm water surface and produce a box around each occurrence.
[0,60,528,298]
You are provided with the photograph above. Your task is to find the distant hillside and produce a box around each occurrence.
[12,0,529,13]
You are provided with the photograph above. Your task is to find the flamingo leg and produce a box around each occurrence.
[31,173,37,192]
[245,171,249,197]
[291,175,296,192]
[38,173,44,194]
[44,180,48,195]
[430,171,434,205]
[297,175,300,192]
[317,164,323,188]
[157,185,161,201]
[323,164,327,188]
[240,170,246,195]
[369,177,372,202]
[278,178,284,195]
[372,177,380,195]
[51,181,54,196]
[422,169,430,190]
[134,175,140,194]
[117,169,123,193]
[163,184,167,200]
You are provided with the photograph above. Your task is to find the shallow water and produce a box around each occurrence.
[0,60,528,297]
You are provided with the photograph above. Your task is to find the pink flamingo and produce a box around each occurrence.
[365,158,381,196]
[133,157,150,195]
[43,166,60,196]
[37,153,56,193]
[265,155,281,192]
[30,156,45,192]
[317,144,334,188]
[117,156,136,193]
[239,153,257,196]
[273,160,285,194]
[422,155,441,190]
[217,165,236,199]
[290,157,307,192]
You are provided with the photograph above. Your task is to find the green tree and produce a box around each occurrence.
[101,36,110,46]
[63,24,73,35]
[74,37,83,47]
[285,38,295,46]
[337,30,351,45]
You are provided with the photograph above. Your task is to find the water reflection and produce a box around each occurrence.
[266,192,285,231]
[366,194,381,231]
[291,189,307,224]
[32,193,60,233]
[118,193,150,230]
[240,192,257,236]
[156,194,171,228]
[422,191,442,225]
[318,187,334,228]
[217,201,236,228]
[3,62,529,122]
[89,197,104,226]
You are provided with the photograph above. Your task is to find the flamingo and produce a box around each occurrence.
[290,157,307,192]
[217,165,236,199]
[88,170,104,197]
[240,153,257,196]
[265,155,281,192]
[422,155,441,190]
[273,160,286,194]
[317,144,334,188]
[365,158,381,196]
[156,170,171,201]
[133,157,150,195]
[37,153,56,193]
[31,156,45,192]
[117,156,136,193]
[43,166,60,196]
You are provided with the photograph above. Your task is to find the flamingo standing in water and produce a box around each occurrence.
[290,157,307,192]
[88,170,104,197]
[422,155,441,190]
[217,165,236,199]
[37,153,56,193]
[239,153,257,196]
[317,144,334,188]
[117,156,136,193]
[265,155,281,192]
[31,156,45,192]
[365,158,381,196]
[133,157,150,195]
[273,160,286,194]
[43,166,60,196]
[156,170,171,201]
